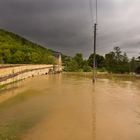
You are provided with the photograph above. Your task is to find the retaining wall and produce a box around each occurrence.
[0,64,56,86]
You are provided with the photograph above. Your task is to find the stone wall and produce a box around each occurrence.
[0,64,55,86]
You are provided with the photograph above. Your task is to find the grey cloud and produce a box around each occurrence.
[0,0,140,58]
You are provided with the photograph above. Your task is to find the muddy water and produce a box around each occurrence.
[0,74,140,140]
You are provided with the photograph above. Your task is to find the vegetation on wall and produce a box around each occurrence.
[0,29,55,64]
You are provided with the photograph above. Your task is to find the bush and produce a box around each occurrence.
[83,65,92,72]
[135,66,140,74]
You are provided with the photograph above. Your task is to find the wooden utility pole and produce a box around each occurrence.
[89,0,98,82]
[93,23,97,83]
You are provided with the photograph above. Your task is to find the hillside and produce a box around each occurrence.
[0,29,56,64]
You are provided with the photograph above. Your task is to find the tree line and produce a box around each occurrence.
[64,47,140,74]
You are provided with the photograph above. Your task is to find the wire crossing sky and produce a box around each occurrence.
[0,0,140,57]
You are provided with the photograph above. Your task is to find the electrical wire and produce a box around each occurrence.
[89,0,94,28]
[89,0,98,26]
[95,0,98,24]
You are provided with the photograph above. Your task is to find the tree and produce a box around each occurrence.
[82,60,92,72]
[114,46,121,61]
[130,57,136,73]
[61,55,71,66]
[74,53,84,69]
[134,56,140,74]
[137,56,140,61]
[2,49,12,63]
[0,52,3,64]
[105,47,129,73]
[88,54,105,68]
[64,59,79,72]
[42,54,55,64]
[105,51,116,72]
[135,66,140,74]
[64,54,92,72]
[12,50,25,63]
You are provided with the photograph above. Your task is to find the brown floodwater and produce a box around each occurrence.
[0,74,140,140]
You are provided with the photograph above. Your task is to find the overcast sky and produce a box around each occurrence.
[0,0,140,58]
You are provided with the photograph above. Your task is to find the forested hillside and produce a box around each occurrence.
[0,29,55,64]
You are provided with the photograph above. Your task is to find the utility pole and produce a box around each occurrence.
[89,0,98,82]
[93,23,97,83]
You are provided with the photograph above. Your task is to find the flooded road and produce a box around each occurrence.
[0,74,140,140]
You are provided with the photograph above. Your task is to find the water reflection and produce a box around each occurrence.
[0,74,140,140]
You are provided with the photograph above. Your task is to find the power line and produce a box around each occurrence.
[89,0,94,28]
[89,0,98,25]
[95,0,98,24]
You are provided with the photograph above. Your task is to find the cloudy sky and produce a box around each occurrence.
[0,0,140,58]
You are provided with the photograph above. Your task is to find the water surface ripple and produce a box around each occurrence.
[0,74,140,140]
